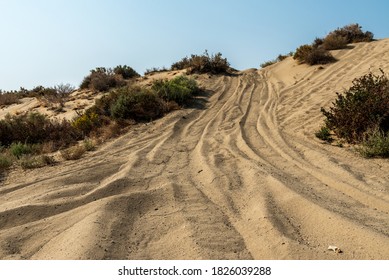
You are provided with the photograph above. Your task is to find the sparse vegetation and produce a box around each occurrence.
[171,50,231,74]
[0,112,81,149]
[20,155,55,169]
[144,67,169,75]
[9,142,33,159]
[0,154,13,171]
[72,112,101,136]
[0,92,21,107]
[358,129,389,158]
[113,65,140,79]
[294,23,374,65]
[330,23,374,44]
[60,145,87,160]
[315,126,333,142]
[260,53,291,68]
[318,70,389,157]
[152,75,200,105]
[109,87,166,121]
[80,66,139,92]
[293,44,336,65]
[321,33,349,50]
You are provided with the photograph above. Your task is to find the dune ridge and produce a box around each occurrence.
[1,39,389,259]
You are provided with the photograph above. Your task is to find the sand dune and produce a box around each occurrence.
[1,39,389,259]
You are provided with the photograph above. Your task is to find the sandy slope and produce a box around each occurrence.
[1,40,389,260]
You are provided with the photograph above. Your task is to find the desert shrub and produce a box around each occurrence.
[293,45,313,63]
[294,24,373,65]
[358,129,389,158]
[9,142,33,159]
[260,60,277,68]
[72,112,100,135]
[80,67,126,92]
[60,145,86,160]
[0,92,20,107]
[0,154,13,170]
[54,83,75,98]
[152,75,199,105]
[20,155,55,169]
[30,86,57,97]
[93,120,122,140]
[315,126,333,142]
[321,33,348,50]
[294,45,336,65]
[38,83,75,108]
[0,112,81,148]
[331,23,374,44]
[113,65,140,79]
[171,50,231,74]
[321,70,389,143]
[83,139,96,151]
[277,54,290,61]
[260,53,290,68]
[110,87,165,121]
[144,67,169,75]
[312,37,324,48]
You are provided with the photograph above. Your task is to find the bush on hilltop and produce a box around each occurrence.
[293,23,374,66]
[171,50,231,74]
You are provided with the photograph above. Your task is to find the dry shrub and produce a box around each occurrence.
[358,129,389,158]
[80,66,138,92]
[260,53,291,68]
[20,155,56,169]
[171,50,231,74]
[0,112,81,148]
[0,154,13,171]
[294,23,373,65]
[322,33,348,50]
[60,145,86,160]
[0,92,20,107]
[293,45,336,65]
[152,75,200,105]
[331,23,374,43]
[96,121,123,141]
[321,70,389,143]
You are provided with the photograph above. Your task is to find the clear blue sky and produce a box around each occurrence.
[1,0,389,91]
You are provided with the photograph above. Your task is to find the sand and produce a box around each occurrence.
[0,39,388,259]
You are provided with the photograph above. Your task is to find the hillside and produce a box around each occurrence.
[0,39,389,259]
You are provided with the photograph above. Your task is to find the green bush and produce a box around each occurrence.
[152,75,199,105]
[9,142,33,159]
[72,112,100,135]
[0,92,20,107]
[110,87,165,121]
[315,126,333,142]
[294,45,336,65]
[321,70,389,143]
[60,145,86,160]
[80,67,126,92]
[321,33,348,50]
[0,112,81,148]
[294,23,373,65]
[358,129,389,158]
[0,154,13,170]
[331,23,374,44]
[171,50,231,74]
[20,155,55,169]
[113,65,140,79]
